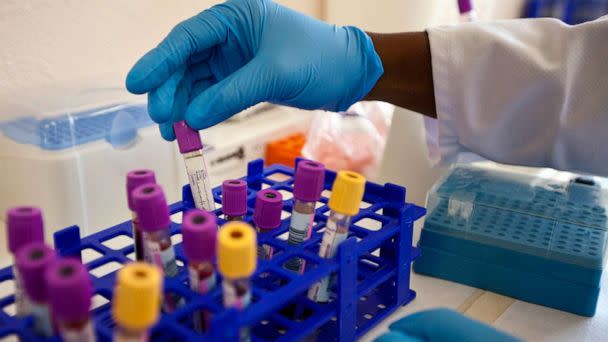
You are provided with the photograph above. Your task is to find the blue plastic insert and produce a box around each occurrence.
[0,159,425,341]
[0,103,153,150]
[415,164,607,316]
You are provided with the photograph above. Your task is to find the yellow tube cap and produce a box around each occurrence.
[328,171,366,216]
[112,262,162,331]
[218,222,257,279]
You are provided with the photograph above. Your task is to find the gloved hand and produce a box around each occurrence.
[375,309,522,342]
[126,0,383,140]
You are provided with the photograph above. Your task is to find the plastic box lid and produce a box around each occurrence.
[424,164,608,269]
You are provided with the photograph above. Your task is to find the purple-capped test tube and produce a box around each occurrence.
[6,206,45,316]
[253,189,283,260]
[126,169,156,261]
[174,121,215,212]
[46,258,96,342]
[222,180,248,221]
[458,0,477,22]
[16,242,56,337]
[132,183,181,312]
[285,160,325,273]
[182,209,218,332]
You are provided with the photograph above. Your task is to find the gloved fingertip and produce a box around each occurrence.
[125,66,148,95]
[184,102,211,130]
[374,331,423,342]
[148,91,174,124]
[159,123,176,141]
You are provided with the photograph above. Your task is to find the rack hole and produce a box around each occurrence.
[377,304,386,309]
[3,303,16,316]
[267,173,292,182]
[277,189,293,200]
[0,279,14,298]
[276,231,289,241]
[90,261,123,278]
[281,210,291,220]
[356,218,383,231]
[102,235,133,250]
[171,233,183,245]
[81,248,103,263]
[170,212,183,224]
[126,252,136,261]
[364,313,373,320]
[92,294,110,310]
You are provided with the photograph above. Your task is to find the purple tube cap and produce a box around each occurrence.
[182,209,218,262]
[132,184,171,232]
[254,189,283,230]
[7,206,44,254]
[458,0,473,13]
[294,160,326,202]
[173,121,203,154]
[126,169,156,210]
[222,180,248,217]
[46,258,92,322]
[15,242,55,303]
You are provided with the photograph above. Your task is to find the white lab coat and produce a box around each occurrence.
[425,16,608,176]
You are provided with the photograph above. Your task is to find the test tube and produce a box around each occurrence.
[15,242,56,337]
[284,160,325,273]
[126,169,156,261]
[6,206,44,317]
[308,171,365,303]
[222,180,248,221]
[132,183,181,312]
[458,0,477,22]
[218,222,257,342]
[46,258,96,342]
[174,121,215,212]
[112,262,162,342]
[253,189,283,260]
[182,209,218,333]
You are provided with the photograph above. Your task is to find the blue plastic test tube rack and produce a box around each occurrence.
[0,159,425,341]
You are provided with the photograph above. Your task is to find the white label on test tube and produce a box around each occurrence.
[307,219,348,302]
[288,211,314,245]
[60,320,97,342]
[30,302,53,337]
[12,265,30,316]
[184,152,216,212]
[144,240,178,277]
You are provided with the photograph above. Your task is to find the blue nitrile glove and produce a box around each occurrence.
[125,0,383,140]
[375,309,522,342]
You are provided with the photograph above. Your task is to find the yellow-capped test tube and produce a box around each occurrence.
[218,222,257,342]
[113,263,162,342]
[308,171,365,303]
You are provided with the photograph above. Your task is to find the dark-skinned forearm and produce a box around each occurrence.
[365,32,437,118]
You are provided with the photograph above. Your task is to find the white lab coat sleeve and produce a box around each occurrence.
[426,16,608,175]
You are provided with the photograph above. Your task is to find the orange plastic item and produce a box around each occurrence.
[265,133,306,167]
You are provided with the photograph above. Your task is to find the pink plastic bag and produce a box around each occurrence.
[302,102,394,179]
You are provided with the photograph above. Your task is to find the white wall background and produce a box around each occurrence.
[0,0,321,96]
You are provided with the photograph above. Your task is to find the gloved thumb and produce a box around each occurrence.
[184,60,270,130]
